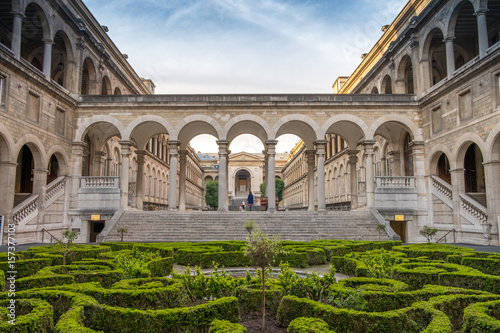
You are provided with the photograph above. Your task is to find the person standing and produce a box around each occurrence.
[247,190,254,211]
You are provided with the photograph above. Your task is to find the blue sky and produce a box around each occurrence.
[83,0,407,94]
[83,0,407,153]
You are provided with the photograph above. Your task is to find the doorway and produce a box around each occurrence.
[235,169,251,198]
[390,220,407,243]
[89,220,105,242]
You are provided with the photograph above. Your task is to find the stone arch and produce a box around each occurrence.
[485,122,500,162]
[75,115,125,147]
[51,30,74,90]
[273,115,320,148]
[13,133,46,169]
[125,115,173,142]
[114,87,121,95]
[175,115,221,150]
[452,133,487,169]
[101,76,112,95]
[381,75,393,94]
[396,55,415,94]
[447,0,480,69]
[81,57,97,95]
[370,87,379,94]
[320,114,369,149]
[21,2,51,70]
[222,115,272,143]
[0,124,15,162]
[421,27,447,88]
[45,145,69,176]
[371,114,423,142]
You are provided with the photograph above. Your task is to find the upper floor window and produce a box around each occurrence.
[0,75,4,106]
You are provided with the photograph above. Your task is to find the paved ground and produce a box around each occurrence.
[1,242,499,253]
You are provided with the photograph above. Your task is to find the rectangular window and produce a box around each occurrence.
[27,92,40,123]
[459,89,472,121]
[55,108,65,136]
[0,76,4,106]
[431,106,442,134]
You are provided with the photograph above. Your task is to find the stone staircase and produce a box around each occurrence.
[102,210,391,243]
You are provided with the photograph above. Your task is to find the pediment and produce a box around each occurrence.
[229,152,264,161]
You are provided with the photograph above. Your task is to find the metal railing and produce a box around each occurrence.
[436,229,456,244]
[41,228,61,244]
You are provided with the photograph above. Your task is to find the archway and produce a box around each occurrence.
[15,145,34,195]
[450,1,479,69]
[397,55,414,94]
[424,28,446,87]
[381,75,393,94]
[487,0,500,47]
[464,143,485,196]
[21,3,48,71]
[102,76,112,95]
[437,153,451,184]
[47,154,59,184]
[234,169,251,198]
[81,58,96,95]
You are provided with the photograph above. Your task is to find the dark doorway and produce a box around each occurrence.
[437,153,451,184]
[47,154,59,184]
[16,145,34,193]
[390,220,406,243]
[464,143,485,193]
[89,220,105,242]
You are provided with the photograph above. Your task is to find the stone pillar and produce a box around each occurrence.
[11,11,24,60]
[409,38,422,95]
[410,141,428,216]
[217,140,229,212]
[119,141,131,209]
[178,150,188,211]
[306,150,316,212]
[168,141,180,211]
[135,151,146,210]
[444,37,456,79]
[364,140,375,208]
[0,162,17,229]
[484,161,500,237]
[475,9,489,59]
[262,149,269,196]
[42,39,54,80]
[450,168,465,231]
[69,142,86,210]
[266,140,278,212]
[348,151,359,210]
[93,151,106,176]
[390,151,401,176]
[315,140,327,211]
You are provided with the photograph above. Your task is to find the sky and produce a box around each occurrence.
[83,0,407,152]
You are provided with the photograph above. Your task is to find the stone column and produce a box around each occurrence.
[450,168,465,231]
[390,151,401,176]
[444,37,456,80]
[364,140,376,208]
[69,142,86,210]
[217,140,229,212]
[168,140,180,211]
[135,151,146,210]
[93,151,106,176]
[266,140,278,212]
[348,151,359,210]
[178,150,188,211]
[0,162,17,229]
[42,39,54,80]
[262,149,269,196]
[119,141,131,209]
[410,141,427,214]
[409,38,422,95]
[11,11,24,60]
[315,140,327,211]
[306,150,316,211]
[475,9,489,59]
[483,161,500,237]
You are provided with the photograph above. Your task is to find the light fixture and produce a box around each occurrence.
[58,54,64,71]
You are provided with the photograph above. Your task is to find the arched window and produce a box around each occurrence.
[102,76,112,95]
[381,75,393,94]
[370,87,379,94]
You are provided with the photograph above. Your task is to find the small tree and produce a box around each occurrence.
[117,226,128,242]
[205,181,219,209]
[259,178,285,201]
[420,225,438,243]
[243,226,282,331]
[60,229,79,265]
[376,223,386,241]
[243,220,255,235]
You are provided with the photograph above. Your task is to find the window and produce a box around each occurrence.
[27,92,40,123]
[55,108,65,136]
[497,74,500,106]
[431,106,442,134]
[459,89,472,121]
[0,75,4,106]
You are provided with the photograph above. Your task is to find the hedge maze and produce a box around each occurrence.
[1,241,500,332]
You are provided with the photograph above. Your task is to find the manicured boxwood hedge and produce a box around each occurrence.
[463,300,500,332]
[287,317,334,333]
[0,299,54,333]
[209,319,247,332]
[235,283,284,315]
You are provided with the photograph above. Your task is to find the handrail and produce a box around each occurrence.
[436,229,456,244]
[45,176,65,201]
[459,193,488,224]
[41,228,62,244]
[13,194,39,224]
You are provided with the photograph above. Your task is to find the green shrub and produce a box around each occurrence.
[114,246,159,279]
[235,283,284,315]
[209,319,247,332]
[175,246,222,266]
[85,297,240,333]
[288,317,334,333]
[147,257,174,277]
[0,258,52,278]
[463,300,500,332]
[0,299,54,333]
[17,274,75,290]
[200,251,251,268]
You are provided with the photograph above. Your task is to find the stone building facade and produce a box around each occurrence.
[0,0,499,245]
